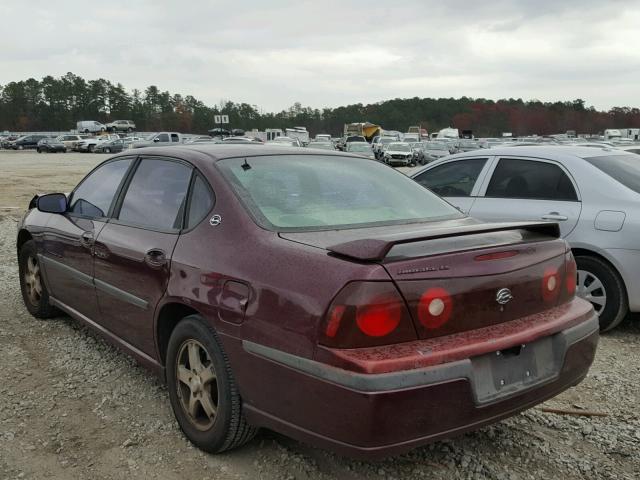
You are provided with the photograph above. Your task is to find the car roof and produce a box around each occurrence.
[451,145,624,159]
[112,144,358,165]
[410,145,634,177]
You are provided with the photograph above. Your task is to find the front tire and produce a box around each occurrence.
[18,240,58,319]
[575,255,628,332]
[166,316,257,453]
[104,147,111,153]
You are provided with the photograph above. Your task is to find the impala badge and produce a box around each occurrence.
[496,288,513,305]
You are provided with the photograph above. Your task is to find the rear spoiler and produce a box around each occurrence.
[327,222,561,262]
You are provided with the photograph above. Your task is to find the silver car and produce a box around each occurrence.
[411,145,640,331]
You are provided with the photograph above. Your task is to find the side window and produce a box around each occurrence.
[171,133,180,143]
[118,158,192,230]
[156,133,170,142]
[187,175,215,228]
[414,159,487,197]
[486,159,578,201]
[69,158,134,218]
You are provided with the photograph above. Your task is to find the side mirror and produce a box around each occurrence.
[37,193,67,214]
[153,137,161,142]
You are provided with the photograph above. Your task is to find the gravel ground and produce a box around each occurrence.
[1,151,639,479]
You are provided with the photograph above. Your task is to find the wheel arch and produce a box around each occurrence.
[571,246,629,308]
[17,229,33,256]
[155,301,201,367]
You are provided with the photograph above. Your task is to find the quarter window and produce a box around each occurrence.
[414,159,487,197]
[118,159,192,230]
[186,175,215,228]
[486,159,578,201]
[69,158,133,218]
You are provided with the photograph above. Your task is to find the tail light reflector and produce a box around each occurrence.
[542,267,561,302]
[320,282,417,348]
[418,287,453,329]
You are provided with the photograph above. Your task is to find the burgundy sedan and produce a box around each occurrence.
[17,145,598,458]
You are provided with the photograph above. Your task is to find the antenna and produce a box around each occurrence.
[241,158,252,171]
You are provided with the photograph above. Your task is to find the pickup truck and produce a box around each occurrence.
[131,132,184,148]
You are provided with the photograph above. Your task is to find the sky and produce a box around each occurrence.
[1,0,639,112]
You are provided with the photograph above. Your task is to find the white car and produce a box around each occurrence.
[383,143,415,166]
[74,134,120,152]
[76,120,107,134]
[411,145,640,331]
[345,142,375,159]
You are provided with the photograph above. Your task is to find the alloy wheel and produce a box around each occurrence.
[24,255,42,306]
[175,339,219,431]
[577,269,606,316]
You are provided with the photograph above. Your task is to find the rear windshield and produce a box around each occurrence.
[584,154,640,193]
[218,155,462,231]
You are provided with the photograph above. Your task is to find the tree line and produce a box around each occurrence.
[1,72,638,136]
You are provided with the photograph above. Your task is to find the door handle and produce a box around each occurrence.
[144,248,167,267]
[80,231,94,247]
[541,212,568,221]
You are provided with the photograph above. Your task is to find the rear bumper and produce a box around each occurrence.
[229,300,598,459]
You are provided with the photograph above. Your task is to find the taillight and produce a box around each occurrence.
[320,282,417,348]
[565,252,577,296]
[561,250,577,302]
[418,287,453,329]
[542,267,561,302]
[356,295,402,337]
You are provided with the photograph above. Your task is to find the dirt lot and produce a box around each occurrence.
[1,150,639,480]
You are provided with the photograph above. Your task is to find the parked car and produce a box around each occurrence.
[267,136,301,147]
[345,141,375,159]
[423,141,453,159]
[74,134,120,152]
[306,141,335,150]
[383,142,415,166]
[94,138,128,153]
[77,121,107,134]
[57,134,87,150]
[1,134,20,149]
[221,136,255,144]
[106,120,136,133]
[10,135,48,150]
[314,134,332,143]
[411,145,640,331]
[373,136,398,159]
[132,132,184,148]
[36,137,66,153]
[17,145,597,458]
[408,142,437,165]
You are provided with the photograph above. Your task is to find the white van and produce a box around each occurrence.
[76,121,107,134]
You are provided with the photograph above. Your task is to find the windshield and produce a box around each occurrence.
[218,155,461,231]
[426,143,448,150]
[348,143,371,152]
[389,143,410,152]
[584,154,640,194]
[381,137,395,144]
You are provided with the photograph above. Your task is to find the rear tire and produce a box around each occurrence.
[575,255,627,332]
[166,315,257,453]
[18,240,58,319]
[104,147,111,153]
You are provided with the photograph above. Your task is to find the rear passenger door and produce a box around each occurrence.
[469,157,581,237]
[92,156,193,356]
[412,157,492,213]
